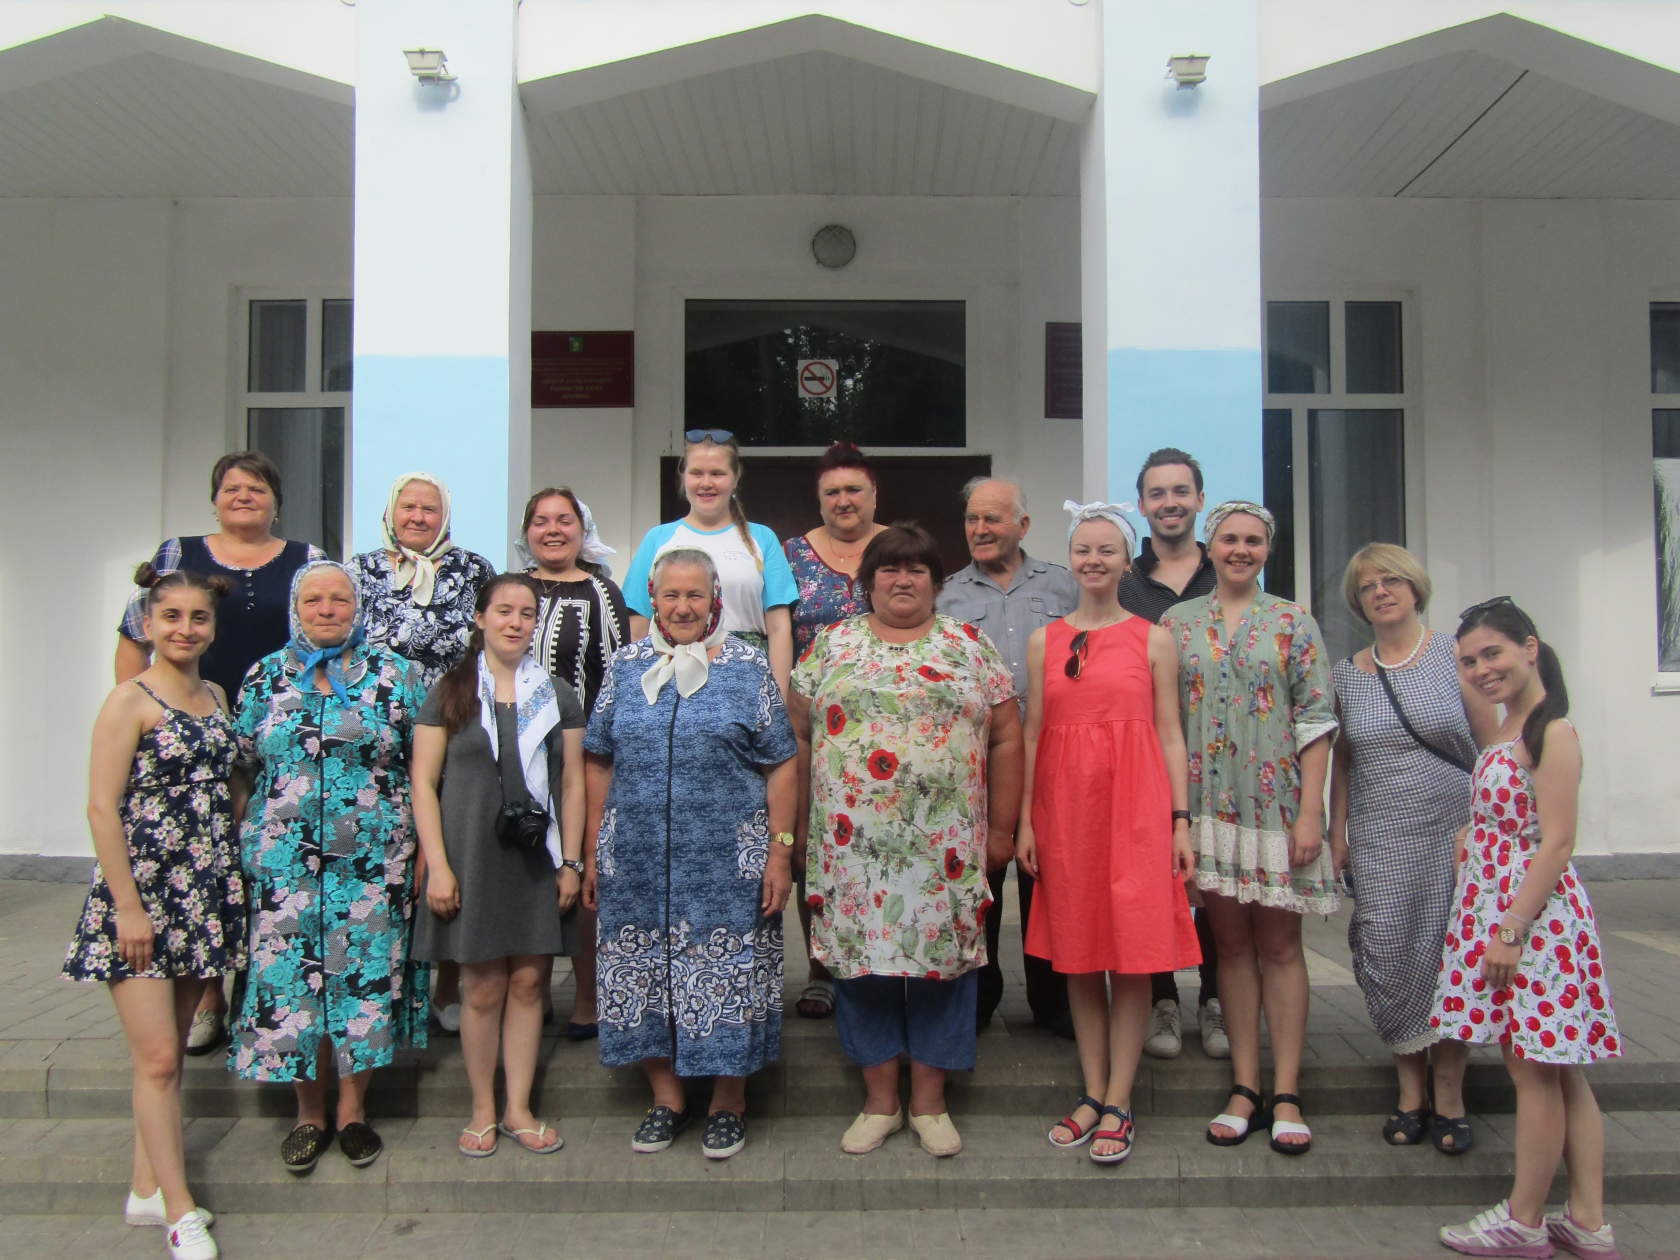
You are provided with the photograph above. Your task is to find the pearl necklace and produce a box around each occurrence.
[1373,625,1428,670]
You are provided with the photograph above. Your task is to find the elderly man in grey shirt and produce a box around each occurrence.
[936,478,1077,1036]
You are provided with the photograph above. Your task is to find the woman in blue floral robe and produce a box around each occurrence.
[231,560,430,1172]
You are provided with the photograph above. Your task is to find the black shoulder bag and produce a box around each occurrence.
[1374,666,1474,775]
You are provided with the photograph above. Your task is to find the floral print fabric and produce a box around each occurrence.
[792,614,1015,979]
[349,547,496,690]
[784,535,868,659]
[1161,592,1340,914]
[1430,740,1619,1064]
[583,637,796,1076]
[229,644,430,1082]
[63,687,246,981]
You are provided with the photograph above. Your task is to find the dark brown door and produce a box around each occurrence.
[659,455,992,577]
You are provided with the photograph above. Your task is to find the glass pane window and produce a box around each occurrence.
[322,299,353,392]
[1308,409,1405,663]
[248,407,345,558]
[685,299,965,446]
[1261,409,1296,600]
[1652,303,1680,394]
[1656,410,1680,672]
[248,300,307,392]
[1345,302,1403,394]
[1266,302,1330,394]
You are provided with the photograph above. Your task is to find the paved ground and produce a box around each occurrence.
[5,876,1680,1257]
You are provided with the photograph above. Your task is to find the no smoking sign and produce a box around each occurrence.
[797,358,839,399]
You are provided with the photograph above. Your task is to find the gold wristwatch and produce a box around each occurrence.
[774,832,796,848]
[1495,925,1520,946]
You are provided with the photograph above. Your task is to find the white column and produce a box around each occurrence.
[352,0,531,565]
[1081,0,1263,508]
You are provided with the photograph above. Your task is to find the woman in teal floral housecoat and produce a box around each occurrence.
[231,560,430,1175]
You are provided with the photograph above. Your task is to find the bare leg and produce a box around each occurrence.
[1393,1049,1429,1113]
[1253,905,1310,1145]
[292,1038,332,1130]
[1504,1046,1566,1227]
[334,1067,372,1129]
[499,956,548,1133]
[1559,1066,1608,1229]
[1050,972,1108,1143]
[1091,973,1150,1159]
[710,1074,747,1116]
[1430,1038,1472,1148]
[859,1059,901,1115]
[194,975,227,1018]
[567,908,600,1026]
[1203,893,1261,1139]
[907,1061,948,1117]
[460,959,510,1143]
[642,1057,685,1112]
[112,976,206,1223]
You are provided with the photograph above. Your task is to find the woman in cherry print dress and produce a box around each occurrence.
[1434,598,1620,1260]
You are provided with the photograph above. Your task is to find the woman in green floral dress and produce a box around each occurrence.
[789,524,1023,1159]
[1159,502,1338,1157]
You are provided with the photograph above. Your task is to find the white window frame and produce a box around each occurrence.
[233,289,353,556]
[1261,293,1419,629]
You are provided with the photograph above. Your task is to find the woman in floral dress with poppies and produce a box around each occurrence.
[789,524,1023,1159]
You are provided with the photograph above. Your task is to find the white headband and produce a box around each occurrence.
[1063,500,1138,554]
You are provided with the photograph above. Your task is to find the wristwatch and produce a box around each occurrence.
[560,858,584,874]
[774,832,796,848]
[1495,924,1520,946]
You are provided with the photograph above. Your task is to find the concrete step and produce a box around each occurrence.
[10,1018,1679,1121]
[5,1111,1679,1216]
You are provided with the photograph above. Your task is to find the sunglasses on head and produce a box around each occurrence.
[684,428,735,444]
[1065,629,1089,680]
[1458,594,1537,638]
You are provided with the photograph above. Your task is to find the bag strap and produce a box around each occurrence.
[1374,662,1474,775]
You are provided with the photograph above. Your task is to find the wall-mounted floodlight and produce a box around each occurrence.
[1166,54,1210,89]
[404,48,456,84]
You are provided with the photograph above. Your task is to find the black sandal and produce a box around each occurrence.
[1382,1106,1432,1146]
[280,1123,331,1175]
[1206,1084,1266,1147]
[1431,1112,1474,1155]
[1268,1092,1312,1155]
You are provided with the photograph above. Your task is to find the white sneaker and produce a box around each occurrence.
[125,1188,214,1229]
[1439,1201,1553,1258]
[184,1009,225,1057]
[1544,1204,1621,1260]
[168,1211,219,1260]
[436,1002,462,1034]
[1143,998,1182,1059]
[1200,998,1231,1059]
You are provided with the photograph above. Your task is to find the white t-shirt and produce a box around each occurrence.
[624,519,798,635]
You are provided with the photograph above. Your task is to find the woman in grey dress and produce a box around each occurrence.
[1328,544,1495,1153]
[412,574,587,1158]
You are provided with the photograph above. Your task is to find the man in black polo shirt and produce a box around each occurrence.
[1117,448,1227,1060]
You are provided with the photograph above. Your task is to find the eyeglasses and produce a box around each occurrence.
[1065,630,1089,680]
[1357,575,1409,598]
[684,428,735,444]
[1458,594,1538,637]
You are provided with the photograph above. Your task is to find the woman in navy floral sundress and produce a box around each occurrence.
[65,564,244,1260]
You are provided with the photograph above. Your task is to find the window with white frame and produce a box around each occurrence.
[1262,299,1409,663]
[1652,302,1680,677]
[239,295,351,558]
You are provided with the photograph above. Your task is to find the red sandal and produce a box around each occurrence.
[1046,1094,1103,1148]
[1089,1105,1134,1165]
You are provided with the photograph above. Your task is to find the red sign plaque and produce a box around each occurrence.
[532,331,634,408]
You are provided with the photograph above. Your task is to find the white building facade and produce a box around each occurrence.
[2,0,1676,870]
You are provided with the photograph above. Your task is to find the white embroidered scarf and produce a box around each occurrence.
[477,652,564,865]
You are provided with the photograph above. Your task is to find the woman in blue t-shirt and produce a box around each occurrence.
[623,430,797,695]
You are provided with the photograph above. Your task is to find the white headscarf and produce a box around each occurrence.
[382,472,457,607]
[477,652,565,867]
[641,548,730,704]
[514,492,616,576]
[1063,499,1138,553]
[1204,499,1277,544]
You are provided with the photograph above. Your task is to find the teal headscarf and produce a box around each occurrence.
[287,559,366,702]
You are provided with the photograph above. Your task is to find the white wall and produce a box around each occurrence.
[0,197,349,860]
[1263,196,1680,856]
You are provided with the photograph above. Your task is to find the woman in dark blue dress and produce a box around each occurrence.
[582,548,797,1160]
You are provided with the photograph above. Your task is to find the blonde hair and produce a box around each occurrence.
[1342,542,1432,623]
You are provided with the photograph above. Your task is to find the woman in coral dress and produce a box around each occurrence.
[1017,502,1198,1166]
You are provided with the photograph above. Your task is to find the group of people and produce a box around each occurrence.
[65,436,1621,1260]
